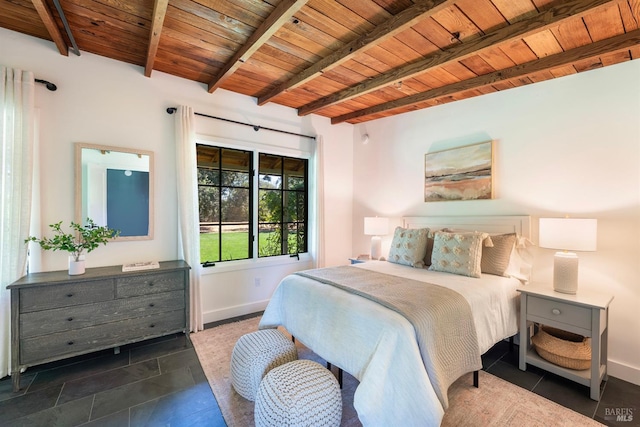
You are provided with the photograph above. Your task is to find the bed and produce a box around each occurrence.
[259,215,532,426]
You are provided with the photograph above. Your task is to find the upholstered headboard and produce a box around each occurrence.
[403,215,531,239]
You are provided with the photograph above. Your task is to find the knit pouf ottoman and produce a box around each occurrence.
[255,359,342,427]
[230,329,298,401]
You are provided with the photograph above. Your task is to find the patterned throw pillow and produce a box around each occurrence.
[428,231,485,278]
[481,233,517,276]
[387,227,429,268]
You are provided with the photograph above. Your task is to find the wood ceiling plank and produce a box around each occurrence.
[158,30,227,67]
[454,0,508,33]
[144,0,168,77]
[266,35,323,63]
[478,47,517,70]
[208,0,310,93]
[254,45,312,71]
[459,55,496,75]
[89,0,153,18]
[169,1,253,43]
[308,0,376,33]
[600,49,631,65]
[491,0,538,23]
[162,16,239,56]
[550,18,593,51]
[524,70,554,82]
[293,6,359,41]
[363,44,411,69]
[31,0,68,55]
[619,0,640,31]
[257,0,456,105]
[336,0,392,24]
[583,3,625,41]
[332,28,640,124]
[190,0,267,27]
[630,45,640,59]
[440,61,477,80]
[393,28,440,56]
[572,57,603,72]
[499,39,538,64]
[431,4,483,41]
[522,29,563,57]
[0,0,51,40]
[549,64,577,77]
[297,0,618,116]
[411,16,458,48]
[376,37,424,63]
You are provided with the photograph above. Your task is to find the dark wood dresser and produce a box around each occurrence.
[8,260,190,391]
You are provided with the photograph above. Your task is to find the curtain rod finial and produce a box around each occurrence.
[166,107,177,114]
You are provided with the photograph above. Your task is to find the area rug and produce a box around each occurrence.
[191,316,603,427]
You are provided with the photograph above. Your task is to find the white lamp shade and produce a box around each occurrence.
[539,218,597,252]
[364,217,389,236]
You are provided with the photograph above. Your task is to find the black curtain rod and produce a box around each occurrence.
[166,107,315,141]
[35,79,57,91]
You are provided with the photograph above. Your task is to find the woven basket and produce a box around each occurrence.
[531,325,591,370]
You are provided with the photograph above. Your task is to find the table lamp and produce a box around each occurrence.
[364,217,389,260]
[538,217,597,294]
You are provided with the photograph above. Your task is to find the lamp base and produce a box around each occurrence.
[553,252,579,294]
[370,236,382,260]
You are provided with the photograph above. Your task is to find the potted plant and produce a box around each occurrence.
[25,218,120,275]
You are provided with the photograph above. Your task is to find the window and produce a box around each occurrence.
[196,144,308,265]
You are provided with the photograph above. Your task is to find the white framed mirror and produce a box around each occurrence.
[75,143,154,241]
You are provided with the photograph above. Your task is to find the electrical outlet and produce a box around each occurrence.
[254,277,261,287]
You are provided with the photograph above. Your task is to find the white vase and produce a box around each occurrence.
[68,255,86,275]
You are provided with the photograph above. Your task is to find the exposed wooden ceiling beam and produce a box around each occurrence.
[298,0,617,117]
[332,28,640,124]
[31,0,68,56]
[144,0,169,78]
[207,0,310,93]
[257,0,456,106]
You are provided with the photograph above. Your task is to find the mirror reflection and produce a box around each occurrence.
[75,143,154,240]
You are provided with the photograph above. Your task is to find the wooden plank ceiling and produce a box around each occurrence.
[2,0,639,124]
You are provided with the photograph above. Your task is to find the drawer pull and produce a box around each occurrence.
[148,282,154,287]
[149,324,155,328]
[66,293,74,298]
[67,341,74,346]
[149,303,155,307]
[552,308,561,315]
[67,317,74,322]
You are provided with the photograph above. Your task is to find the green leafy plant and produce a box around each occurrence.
[25,219,120,261]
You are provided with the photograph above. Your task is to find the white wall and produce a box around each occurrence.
[352,60,640,385]
[0,27,354,324]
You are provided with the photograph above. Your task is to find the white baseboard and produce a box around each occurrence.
[202,299,270,325]
[608,359,640,387]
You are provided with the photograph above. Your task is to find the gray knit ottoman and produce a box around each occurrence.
[230,329,298,401]
[254,359,342,427]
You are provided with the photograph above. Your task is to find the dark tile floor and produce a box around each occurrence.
[1,315,638,426]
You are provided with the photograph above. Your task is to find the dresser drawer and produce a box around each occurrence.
[19,290,186,338]
[19,280,114,313]
[527,295,591,330]
[20,309,186,365]
[116,271,184,297]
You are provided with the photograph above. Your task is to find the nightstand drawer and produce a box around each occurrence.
[528,296,591,330]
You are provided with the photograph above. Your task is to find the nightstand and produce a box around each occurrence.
[518,285,613,400]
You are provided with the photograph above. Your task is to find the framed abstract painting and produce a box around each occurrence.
[424,141,494,202]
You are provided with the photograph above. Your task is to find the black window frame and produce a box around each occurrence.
[196,143,309,266]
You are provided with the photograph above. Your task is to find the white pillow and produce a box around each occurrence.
[428,231,486,278]
[505,235,536,284]
[387,227,429,268]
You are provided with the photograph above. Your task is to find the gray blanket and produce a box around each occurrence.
[296,265,482,408]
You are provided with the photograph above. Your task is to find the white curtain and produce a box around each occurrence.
[174,106,203,332]
[314,135,326,268]
[0,67,35,378]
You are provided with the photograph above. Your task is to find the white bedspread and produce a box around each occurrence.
[259,261,521,426]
